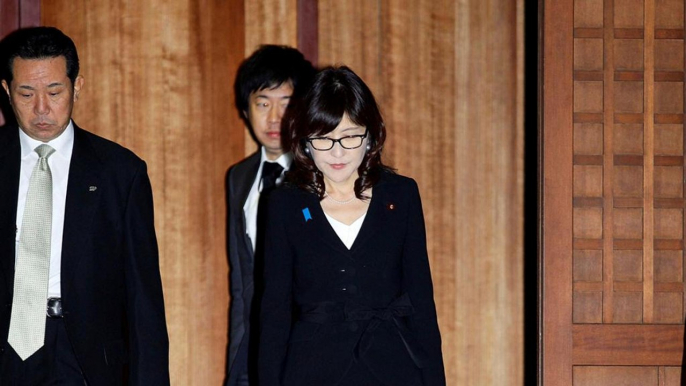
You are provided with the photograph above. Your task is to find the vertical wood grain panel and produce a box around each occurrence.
[296,0,317,65]
[320,0,524,384]
[543,0,574,385]
[451,1,524,384]
[0,0,19,35]
[317,1,381,96]
[18,0,38,27]
[683,0,686,328]
[41,0,244,384]
[644,0,656,323]
[603,0,616,324]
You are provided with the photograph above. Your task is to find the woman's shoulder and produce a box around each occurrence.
[378,170,419,191]
[271,182,315,203]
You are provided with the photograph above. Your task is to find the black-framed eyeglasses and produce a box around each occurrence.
[305,130,369,151]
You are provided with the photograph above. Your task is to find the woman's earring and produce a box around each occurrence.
[304,147,310,154]
[366,144,371,151]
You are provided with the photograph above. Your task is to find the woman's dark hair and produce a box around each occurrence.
[284,65,394,200]
[3,27,80,86]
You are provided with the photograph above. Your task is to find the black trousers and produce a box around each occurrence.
[1,318,86,386]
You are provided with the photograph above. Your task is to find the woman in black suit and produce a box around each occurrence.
[259,66,445,385]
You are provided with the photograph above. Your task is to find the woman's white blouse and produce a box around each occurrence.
[323,211,367,249]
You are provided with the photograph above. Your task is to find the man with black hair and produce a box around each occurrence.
[225,45,315,386]
[0,26,169,385]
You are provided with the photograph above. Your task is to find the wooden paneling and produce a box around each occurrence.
[573,366,657,386]
[41,1,244,384]
[542,0,574,383]
[319,0,524,384]
[317,1,381,94]
[1,0,39,36]
[573,325,683,365]
[543,0,686,384]
[296,0,317,65]
[573,365,682,386]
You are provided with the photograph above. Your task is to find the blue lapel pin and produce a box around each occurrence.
[302,207,312,222]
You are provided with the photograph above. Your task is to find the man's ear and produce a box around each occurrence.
[1,80,10,101]
[73,75,84,101]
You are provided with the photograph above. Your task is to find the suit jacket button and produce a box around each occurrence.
[349,322,359,332]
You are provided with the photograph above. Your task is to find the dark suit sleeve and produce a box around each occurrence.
[123,161,170,385]
[226,167,246,375]
[402,180,446,385]
[258,191,293,386]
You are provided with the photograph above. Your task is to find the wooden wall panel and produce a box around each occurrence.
[41,0,244,384]
[542,0,574,383]
[449,1,524,383]
[573,365,682,386]
[317,1,381,96]
[319,0,524,385]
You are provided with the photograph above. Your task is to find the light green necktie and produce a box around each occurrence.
[8,144,55,360]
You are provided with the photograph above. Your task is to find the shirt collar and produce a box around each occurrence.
[19,120,75,159]
[259,147,292,170]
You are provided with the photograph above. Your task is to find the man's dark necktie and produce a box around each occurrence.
[260,161,284,194]
[255,161,284,253]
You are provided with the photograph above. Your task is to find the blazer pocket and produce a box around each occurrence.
[288,321,321,344]
[103,339,129,367]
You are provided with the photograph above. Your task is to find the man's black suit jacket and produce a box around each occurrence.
[0,124,170,385]
[259,172,446,385]
[225,151,261,385]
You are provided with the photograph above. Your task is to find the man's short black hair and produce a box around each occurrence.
[2,26,80,86]
[234,45,316,115]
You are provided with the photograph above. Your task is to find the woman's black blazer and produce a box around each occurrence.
[258,172,445,385]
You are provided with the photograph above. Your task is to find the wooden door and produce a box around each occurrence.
[542,0,686,385]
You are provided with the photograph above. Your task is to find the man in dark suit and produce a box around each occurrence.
[224,46,315,386]
[0,27,169,385]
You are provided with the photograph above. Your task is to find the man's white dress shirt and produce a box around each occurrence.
[243,147,291,252]
[16,121,74,299]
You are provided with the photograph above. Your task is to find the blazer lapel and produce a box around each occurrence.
[60,126,102,296]
[237,152,260,208]
[0,126,21,295]
[350,182,389,251]
[306,195,354,254]
[236,152,260,259]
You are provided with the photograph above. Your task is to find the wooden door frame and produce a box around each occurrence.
[540,0,574,384]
